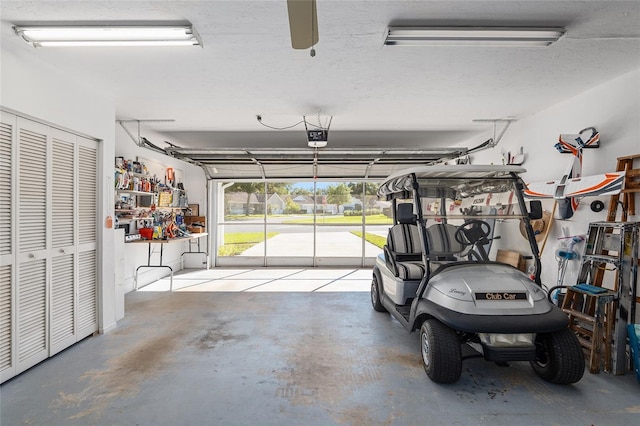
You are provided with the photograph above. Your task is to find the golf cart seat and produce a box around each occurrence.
[384,203,425,280]
[426,223,466,261]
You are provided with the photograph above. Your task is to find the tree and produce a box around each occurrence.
[226,182,292,215]
[284,197,301,214]
[347,182,379,196]
[327,183,352,206]
[266,183,292,195]
[291,187,312,196]
[226,183,264,215]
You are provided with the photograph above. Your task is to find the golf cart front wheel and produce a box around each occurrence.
[530,328,585,384]
[420,319,462,384]
[371,274,387,312]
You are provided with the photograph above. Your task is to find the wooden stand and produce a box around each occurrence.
[562,284,616,373]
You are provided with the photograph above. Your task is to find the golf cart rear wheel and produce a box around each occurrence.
[420,319,462,384]
[371,274,387,312]
[530,328,585,384]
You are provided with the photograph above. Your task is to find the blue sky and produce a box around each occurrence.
[291,182,331,191]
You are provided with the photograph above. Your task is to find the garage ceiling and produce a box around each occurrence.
[2,1,639,179]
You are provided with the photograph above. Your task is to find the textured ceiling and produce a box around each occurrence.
[2,1,639,177]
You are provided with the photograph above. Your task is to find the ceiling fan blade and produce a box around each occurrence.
[287,0,319,49]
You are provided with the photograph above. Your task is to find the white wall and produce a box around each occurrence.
[471,68,640,289]
[1,43,209,322]
[1,46,118,333]
[114,126,208,292]
[3,34,636,318]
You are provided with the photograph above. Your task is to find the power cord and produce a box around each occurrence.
[255,115,325,130]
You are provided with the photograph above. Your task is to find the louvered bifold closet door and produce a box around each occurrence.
[50,129,77,355]
[0,266,12,382]
[16,118,49,372]
[0,112,16,383]
[76,137,98,339]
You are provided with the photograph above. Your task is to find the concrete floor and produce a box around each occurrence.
[2,268,639,426]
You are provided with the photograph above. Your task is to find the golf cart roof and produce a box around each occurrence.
[378,165,526,199]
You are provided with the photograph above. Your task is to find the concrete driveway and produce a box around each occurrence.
[240,231,384,257]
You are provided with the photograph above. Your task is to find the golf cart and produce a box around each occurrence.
[371,165,584,384]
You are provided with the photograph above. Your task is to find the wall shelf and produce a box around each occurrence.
[116,189,154,196]
[115,159,190,242]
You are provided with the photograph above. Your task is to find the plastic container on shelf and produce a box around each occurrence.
[139,228,153,240]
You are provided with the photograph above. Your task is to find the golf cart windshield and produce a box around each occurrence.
[378,165,539,268]
[378,166,528,218]
[417,176,523,220]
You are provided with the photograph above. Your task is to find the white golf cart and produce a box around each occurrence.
[371,165,584,384]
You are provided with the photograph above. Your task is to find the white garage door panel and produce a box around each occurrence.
[0,121,12,260]
[0,113,15,382]
[52,136,75,249]
[77,137,98,339]
[17,259,47,370]
[50,129,78,356]
[0,265,12,378]
[16,118,49,372]
[18,125,47,254]
[77,250,97,338]
[78,143,97,246]
[50,254,75,355]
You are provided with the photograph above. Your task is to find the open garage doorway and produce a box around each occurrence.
[212,181,392,267]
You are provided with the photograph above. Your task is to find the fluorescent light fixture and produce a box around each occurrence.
[13,24,202,47]
[385,27,565,47]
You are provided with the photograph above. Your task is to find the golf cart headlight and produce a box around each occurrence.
[478,333,535,347]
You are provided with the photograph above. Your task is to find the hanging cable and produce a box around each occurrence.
[256,115,305,130]
[310,0,316,57]
[303,115,330,129]
[255,115,327,130]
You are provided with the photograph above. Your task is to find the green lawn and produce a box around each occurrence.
[351,230,386,249]
[284,214,392,225]
[218,232,278,256]
[224,214,284,221]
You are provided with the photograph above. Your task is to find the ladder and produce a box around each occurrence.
[595,154,640,288]
[606,154,640,222]
[561,284,616,373]
[565,221,639,374]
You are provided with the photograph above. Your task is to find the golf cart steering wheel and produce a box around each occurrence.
[454,219,492,246]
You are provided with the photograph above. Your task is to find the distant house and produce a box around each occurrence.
[372,199,392,217]
[260,193,285,214]
[341,197,363,212]
[292,195,315,214]
[291,195,337,214]
[225,192,261,214]
[225,192,285,215]
[364,194,383,207]
[339,195,388,214]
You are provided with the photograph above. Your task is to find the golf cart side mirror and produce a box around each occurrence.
[529,200,543,220]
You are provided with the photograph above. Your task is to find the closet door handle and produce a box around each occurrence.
[28,253,35,259]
